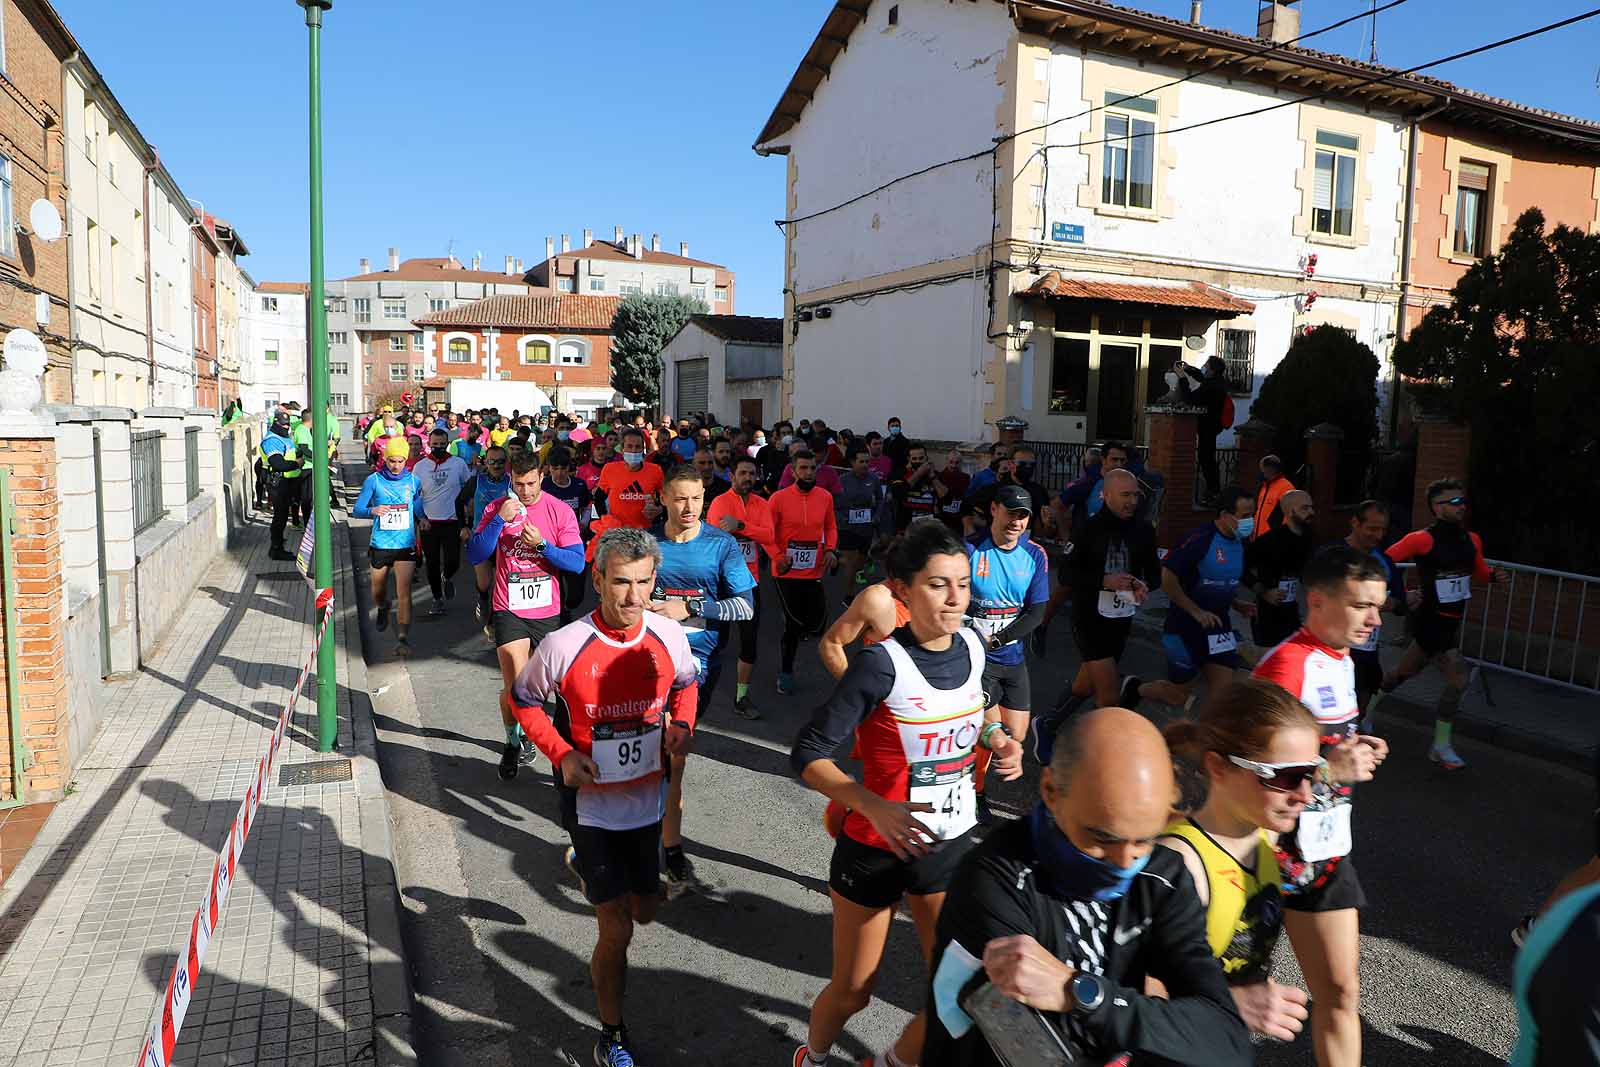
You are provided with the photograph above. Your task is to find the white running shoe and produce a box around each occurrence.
[1428,743,1466,770]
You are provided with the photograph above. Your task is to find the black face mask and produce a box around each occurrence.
[796,477,816,491]
[1016,462,1036,481]
[430,447,448,460]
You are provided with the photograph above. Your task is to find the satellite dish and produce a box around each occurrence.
[1185,334,1208,351]
[28,200,62,243]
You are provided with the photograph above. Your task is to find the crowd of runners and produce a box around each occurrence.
[333,399,1594,1067]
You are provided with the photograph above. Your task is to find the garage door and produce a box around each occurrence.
[675,358,709,418]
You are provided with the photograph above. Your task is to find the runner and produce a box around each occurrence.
[1038,441,1130,654]
[1246,488,1316,649]
[649,465,755,896]
[1374,478,1510,770]
[964,484,1050,825]
[864,431,893,482]
[466,453,585,781]
[890,441,943,531]
[594,427,665,534]
[1127,486,1257,718]
[934,449,970,535]
[770,449,838,695]
[691,445,730,512]
[790,519,1022,1067]
[541,445,593,625]
[352,437,425,652]
[448,422,483,467]
[577,433,613,491]
[1253,545,1391,1067]
[508,528,700,1067]
[1330,500,1405,728]
[1033,469,1161,765]
[1156,677,1317,1042]
[835,445,889,603]
[412,428,473,617]
[705,454,777,720]
[455,445,511,638]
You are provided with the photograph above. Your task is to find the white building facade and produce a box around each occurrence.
[659,315,784,428]
[238,280,308,414]
[146,170,196,408]
[756,0,1418,445]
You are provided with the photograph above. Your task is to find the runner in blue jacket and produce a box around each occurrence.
[354,437,426,650]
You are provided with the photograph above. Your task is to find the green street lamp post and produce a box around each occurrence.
[299,0,336,751]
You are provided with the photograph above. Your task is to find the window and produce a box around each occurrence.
[390,333,408,351]
[364,365,373,383]
[197,309,207,345]
[1050,338,1090,413]
[108,236,120,303]
[259,295,278,312]
[84,101,97,162]
[1454,161,1492,259]
[589,278,606,292]
[654,281,679,296]
[1101,94,1156,210]
[328,331,348,345]
[411,332,424,351]
[1312,130,1359,238]
[691,285,707,303]
[714,286,728,303]
[389,363,407,382]
[557,339,589,366]
[429,298,450,312]
[557,277,574,293]
[86,219,100,300]
[446,339,472,364]
[264,343,279,364]
[1220,328,1256,396]
[619,281,642,296]
[413,365,426,381]
[331,392,350,410]
[383,299,406,319]
[329,362,349,376]
[353,297,371,323]
[0,157,12,257]
[328,296,346,313]
[522,339,551,365]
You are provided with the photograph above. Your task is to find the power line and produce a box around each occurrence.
[776,0,1411,229]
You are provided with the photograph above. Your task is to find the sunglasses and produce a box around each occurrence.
[1438,496,1467,507]
[1227,755,1324,792]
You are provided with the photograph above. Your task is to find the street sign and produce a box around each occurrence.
[1051,222,1085,245]
[401,391,414,406]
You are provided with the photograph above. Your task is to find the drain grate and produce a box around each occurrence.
[278,759,353,787]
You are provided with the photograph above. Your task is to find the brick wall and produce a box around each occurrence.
[1411,417,1471,530]
[1145,405,1202,550]
[432,326,614,389]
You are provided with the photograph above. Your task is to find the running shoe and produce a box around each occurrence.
[518,739,539,766]
[823,799,846,839]
[777,672,796,695]
[444,577,456,600]
[974,792,994,826]
[564,846,587,898]
[593,1037,635,1067]
[663,850,700,900]
[374,604,389,632]
[732,695,763,720]
[428,598,446,617]
[498,740,520,781]
[395,636,411,658]
[1512,913,1535,948]
[1428,743,1467,771]
[1118,675,1143,710]
[791,1045,820,1067]
[1030,713,1059,768]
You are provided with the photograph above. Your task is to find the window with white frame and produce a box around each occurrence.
[1101,93,1156,211]
[446,338,472,364]
[557,277,574,293]
[691,285,707,304]
[522,339,552,365]
[329,361,349,376]
[84,101,97,162]
[353,297,371,323]
[619,281,642,296]
[331,392,350,410]
[557,339,589,366]
[714,286,728,303]
[411,332,424,351]
[0,157,13,257]
[589,278,605,292]
[389,363,406,382]
[413,365,425,381]
[1312,130,1359,238]
[364,365,373,383]
[1454,161,1492,258]
[1219,328,1256,396]
[654,281,679,297]
[261,295,278,312]
[328,331,348,345]
[429,298,450,312]
[383,299,406,319]
[390,333,407,351]
[329,296,347,313]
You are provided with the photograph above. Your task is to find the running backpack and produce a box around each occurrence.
[1220,394,1236,430]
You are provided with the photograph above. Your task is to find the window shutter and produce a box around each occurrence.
[1458,162,1490,191]
[1313,153,1334,211]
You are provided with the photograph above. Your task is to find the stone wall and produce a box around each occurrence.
[134,493,221,660]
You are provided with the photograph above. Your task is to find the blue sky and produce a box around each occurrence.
[52,0,1600,318]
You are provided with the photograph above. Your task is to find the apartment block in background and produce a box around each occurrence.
[527,227,735,312]
[206,214,248,409]
[239,280,308,414]
[191,221,219,409]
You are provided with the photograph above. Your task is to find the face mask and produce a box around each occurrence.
[796,476,815,491]
[558,431,570,441]
[1016,462,1036,480]
[1234,517,1255,539]
[430,447,448,460]
[754,436,766,447]
[888,426,902,436]
[623,451,645,466]
[1029,803,1150,902]
[780,434,794,448]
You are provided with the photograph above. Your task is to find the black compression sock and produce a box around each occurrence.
[601,1021,627,1046]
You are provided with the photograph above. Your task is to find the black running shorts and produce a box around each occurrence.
[829,829,977,909]
[492,610,558,650]
[369,546,416,569]
[1410,611,1463,658]
[981,660,1032,712]
[1282,854,1366,913]
[1070,605,1133,664]
[567,821,662,906]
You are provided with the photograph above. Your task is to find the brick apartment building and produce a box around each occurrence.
[414,292,622,419]
[0,0,74,404]
[527,227,735,312]
[191,221,219,409]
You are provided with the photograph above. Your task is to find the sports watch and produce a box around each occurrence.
[1070,972,1106,1015]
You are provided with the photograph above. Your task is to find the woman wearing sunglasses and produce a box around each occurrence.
[1156,676,1321,1042]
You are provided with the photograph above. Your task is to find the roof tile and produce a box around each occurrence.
[1022,271,1255,314]
[414,293,622,330]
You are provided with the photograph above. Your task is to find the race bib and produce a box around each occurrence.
[787,540,818,571]
[507,571,554,610]
[899,714,982,841]
[1206,630,1239,655]
[968,607,1017,641]
[378,506,410,531]
[1297,804,1353,863]
[590,721,661,784]
[1277,579,1299,605]
[738,538,758,564]
[910,776,977,842]
[848,507,873,525]
[1097,589,1137,619]
[943,499,962,514]
[1435,575,1471,604]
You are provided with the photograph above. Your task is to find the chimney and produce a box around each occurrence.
[1256,0,1300,43]
[583,228,593,248]
[387,247,399,271]
[359,257,370,274]
[614,224,625,244]
[515,259,524,274]
[561,233,570,253]
[546,237,555,261]
[651,233,661,253]
[631,234,643,260]
[505,255,515,275]
[679,241,689,258]
[1189,0,1202,24]
[472,253,481,270]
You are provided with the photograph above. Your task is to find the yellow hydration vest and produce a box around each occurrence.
[1162,817,1282,983]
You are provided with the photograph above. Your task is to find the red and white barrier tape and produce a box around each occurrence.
[138,587,336,1067]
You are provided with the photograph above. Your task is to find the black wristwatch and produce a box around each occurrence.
[1070,973,1105,1016]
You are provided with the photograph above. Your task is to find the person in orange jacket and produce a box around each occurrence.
[706,454,778,719]
[1252,454,1295,541]
[770,449,838,694]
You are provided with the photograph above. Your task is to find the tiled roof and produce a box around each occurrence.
[687,314,783,344]
[413,294,623,330]
[1022,271,1256,314]
[342,258,536,285]
[256,281,309,295]
[544,240,727,271]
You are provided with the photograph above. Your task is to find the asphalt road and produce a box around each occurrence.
[355,538,1592,1066]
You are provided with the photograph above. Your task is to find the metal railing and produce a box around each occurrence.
[132,430,165,533]
[184,427,200,501]
[1024,441,1152,493]
[1194,447,1239,507]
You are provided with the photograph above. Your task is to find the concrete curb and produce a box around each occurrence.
[333,477,420,1067]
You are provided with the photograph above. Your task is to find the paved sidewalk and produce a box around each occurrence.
[0,513,411,1067]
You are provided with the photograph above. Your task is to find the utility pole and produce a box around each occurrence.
[299,0,337,752]
[1369,0,1379,63]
